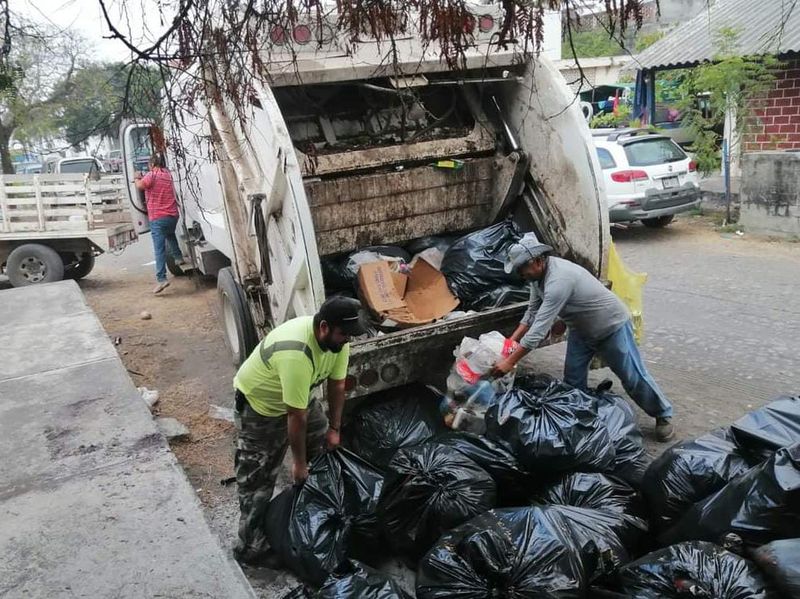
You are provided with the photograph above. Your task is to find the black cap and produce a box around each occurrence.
[318,296,368,336]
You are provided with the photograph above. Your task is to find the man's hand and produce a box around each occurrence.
[292,461,309,483]
[491,357,516,378]
[325,428,341,450]
[134,171,143,180]
[550,320,567,338]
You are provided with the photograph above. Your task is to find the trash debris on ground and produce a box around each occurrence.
[594,385,651,488]
[343,385,446,470]
[660,443,800,548]
[137,386,159,408]
[139,310,152,320]
[358,256,458,327]
[641,427,753,531]
[264,448,384,585]
[442,331,517,432]
[315,560,413,599]
[208,404,235,423]
[751,538,800,598]
[440,220,528,310]
[602,541,772,598]
[731,395,800,460]
[416,506,608,597]
[485,382,616,474]
[378,440,496,560]
[155,417,189,440]
[405,235,457,257]
[434,431,531,505]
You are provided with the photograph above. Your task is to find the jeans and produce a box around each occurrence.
[150,216,181,282]
[564,320,673,418]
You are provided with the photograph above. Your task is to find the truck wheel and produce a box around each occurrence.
[642,215,675,228]
[166,255,188,277]
[7,244,65,287]
[65,253,96,280]
[217,266,258,366]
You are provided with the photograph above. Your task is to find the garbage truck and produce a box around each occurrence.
[120,5,610,398]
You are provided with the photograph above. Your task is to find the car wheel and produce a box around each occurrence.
[65,253,96,280]
[7,244,65,287]
[642,215,675,228]
[217,267,259,366]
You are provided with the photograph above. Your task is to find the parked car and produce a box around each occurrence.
[106,149,123,172]
[593,128,700,227]
[43,156,106,179]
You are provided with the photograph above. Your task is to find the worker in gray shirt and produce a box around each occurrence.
[492,234,674,441]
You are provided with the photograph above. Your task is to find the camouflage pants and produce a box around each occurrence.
[233,390,328,559]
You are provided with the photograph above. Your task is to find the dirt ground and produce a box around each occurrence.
[64,214,800,596]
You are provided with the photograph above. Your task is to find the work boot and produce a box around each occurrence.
[153,281,170,295]
[233,546,283,570]
[655,417,675,442]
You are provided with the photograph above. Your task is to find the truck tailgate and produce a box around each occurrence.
[347,303,527,398]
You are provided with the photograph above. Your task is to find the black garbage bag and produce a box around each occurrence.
[531,472,648,555]
[467,284,530,310]
[485,384,616,474]
[608,541,772,598]
[343,385,446,469]
[751,539,800,598]
[434,431,532,505]
[321,246,411,292]
[440,220,525,309]
[417,506,617,598]
[316,560,413,599]
[405,235,458,256]
[660,443,800,548]
[641,427,753,531]
[594,389,651,488]
[264,448,384,585]
[378,441,497,560]
[732,395,800,460]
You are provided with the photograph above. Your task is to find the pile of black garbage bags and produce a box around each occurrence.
[321,220,529,312]
[270,380,800,598]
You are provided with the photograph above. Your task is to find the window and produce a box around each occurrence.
[596,148,616,169]
[60,160,96,174]
[623,138,686,167]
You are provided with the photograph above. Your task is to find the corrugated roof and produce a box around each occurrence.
[635,0,800,70]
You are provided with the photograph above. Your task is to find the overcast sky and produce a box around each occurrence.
[17,0,173,62]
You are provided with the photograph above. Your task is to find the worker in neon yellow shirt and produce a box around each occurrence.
[231,296,367,567]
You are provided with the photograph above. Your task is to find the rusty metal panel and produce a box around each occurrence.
[307,158,497,255]
[346,303,528,398]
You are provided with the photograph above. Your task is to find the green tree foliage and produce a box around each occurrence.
[634,30,664,52]
[51,63,162,151]
[590,104,633,128]
[562,29,626,59]
[679,28,778,173]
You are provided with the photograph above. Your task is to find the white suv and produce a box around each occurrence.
[593,128,701,228]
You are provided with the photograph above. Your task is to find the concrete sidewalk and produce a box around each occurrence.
[0,281,255,598]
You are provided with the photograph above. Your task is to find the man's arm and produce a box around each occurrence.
[286,406,309,482]
[492,280,570,376]
[325,378,346,449]
[134,171,152,191]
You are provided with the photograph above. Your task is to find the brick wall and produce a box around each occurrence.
[743,58,800,152]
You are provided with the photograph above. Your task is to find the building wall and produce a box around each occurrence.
[740,151,800,237]
[743,59,800,152]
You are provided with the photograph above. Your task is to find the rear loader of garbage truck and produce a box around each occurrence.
[156,12,609,399]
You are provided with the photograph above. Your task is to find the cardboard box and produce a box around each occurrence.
[358,258,459,326]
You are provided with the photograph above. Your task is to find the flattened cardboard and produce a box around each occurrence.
[358,258,459,326]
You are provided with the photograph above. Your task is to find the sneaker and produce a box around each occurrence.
[153,281,170,295]
[655,417,675,442]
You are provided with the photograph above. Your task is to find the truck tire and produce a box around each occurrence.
[7,244,65,287]
[217,266,258,366]
[642,215,675,228]
[166,255,188,277]
[65,253,96,280]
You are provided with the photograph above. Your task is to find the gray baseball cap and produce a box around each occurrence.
[504,234,554,274]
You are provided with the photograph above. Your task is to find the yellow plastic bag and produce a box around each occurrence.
[606,242,647,344]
